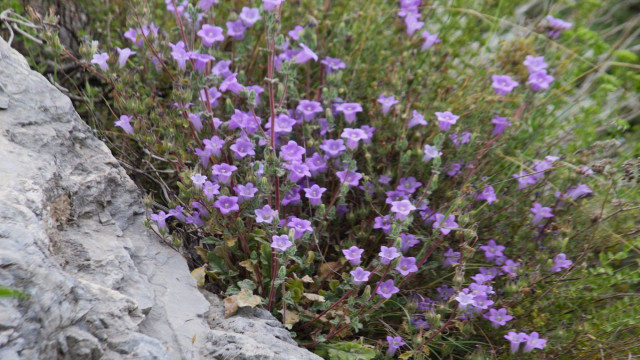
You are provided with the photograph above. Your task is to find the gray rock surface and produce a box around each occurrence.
[0,37,321,360]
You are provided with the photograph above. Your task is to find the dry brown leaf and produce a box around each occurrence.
[194,246,209,263]
[303,293,325,302]
[236,288,262,308]
[224,296,239,318]
[283,309,300,325]
[301,275,314,283]
[318,261,340,279]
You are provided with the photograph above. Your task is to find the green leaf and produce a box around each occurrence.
[314,342,376,360]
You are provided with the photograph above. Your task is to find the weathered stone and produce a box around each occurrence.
[0,37,321,360]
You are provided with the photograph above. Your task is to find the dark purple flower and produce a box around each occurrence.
[200,86,222,108]
[386,335,405,356]
[305,152,327,175]
[281,188,301,206]
[446,162,462,177]
[185,211,204,227]
[566,183,592,200]
[373,215,393,234]
[150,211,170,230]
[379,175,392,185]
[397,176,422,194]
[479,239,505,261]
[400,233,420,252]
[433,214,458,235]
[214,196,239,215]
[285,161,311,182]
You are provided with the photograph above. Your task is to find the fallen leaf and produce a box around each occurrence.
[283,309,300,325]
[318,261,340,279]
[301,275,314,283]
[236,288,262,308]
[224,296,238,318]
[191,334,197,344]
[190,266,206,287]
[194,246,209,263]
[238,259,257,281]
[303,293,325,302]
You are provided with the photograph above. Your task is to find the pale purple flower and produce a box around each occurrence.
[306,152,327,175]
[513,171,537,189]
[377,94,400,115]
[376,279,400,299]
[287,217,313,239]
[400,233,420,252]
[523,332,547,352]
[220,73,245,94]
[187,113,203,132]
[343,246,364,266]
[422,144,442,162]
[523,55,548,73]
[203,135,225,157]
[226,20,247,40]
[320,139,346,158]
[288,25,304,40]
[203,181,220,200]
[379,246,401,264]
[239,7,261,27]
[391,200,416,220]
[546,15,572,38]
[150,211,170,230]
[501,259,520,278]
[230,138,256,159]
[271,234,293,252]
[234,183,258,201]
[191,174,208,189]
[505,332,529,353]
[255,205,278,224]
[550,253,573,272]
[296,100,323,121]
[124,28,139,45]
[408,110,428,128]
[197,0,218,10]
[265,113,295,134]
[168,205,186,222]
[386,335,405,356]
[115,115,134,134]
[491,75,519,96]
[435,111,459,131]
[281,188,301,206]
[395,256,418,276]
[336,169,363,187]
[350,266,370,284]
[472,294,494,309]
[398,0,420,17]
[321,57,346,73]
[476,185,497,204]
[421,30,441,51]
[200,86,222,108]
[91,53,109,71]
[566,183,592,200]
[303,184,326,206]
[212,60,232,78]
[280,140,306,162]
[263,0,285,11]
[530,202,553,224]
[455,290,476,309]
[340,128,368,149]
[285,161,311,183]
[404,12,424,36]
[479,239,505,261]
[170,46,189,70]
[397,176,422,194]
[336,103,363,123]
[185,211,204,227]
[433,214,458,235]
[214,196,239,215]
[527,70,554,91]
[447,162,462,177]
[491,115,511,135]
[379,175,392,185]
[115,47,136,67]
[197,24,224,46]
[294,44,318,64]
[211,163,238,184]
[442,248,460,267]
[373,215,393,234]
[192,52,214,72]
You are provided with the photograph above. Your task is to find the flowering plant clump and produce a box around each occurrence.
[20,0,640,358]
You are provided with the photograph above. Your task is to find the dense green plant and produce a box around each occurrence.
[3,0,639,358]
